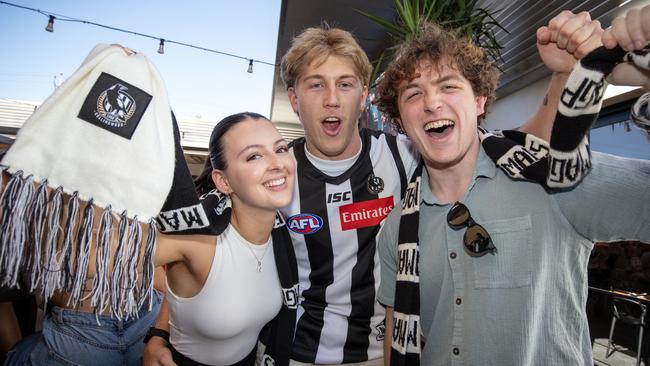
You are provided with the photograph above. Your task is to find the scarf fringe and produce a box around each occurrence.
[0,170,24,284]
[41,187,64,305]
[0,171,157,321]
[28,180,49,291]
[2,172,35,288]
[14,174,36,286]
[138,219,156,312]
[89,206,113,315]
[111,211,129,320]
[122,217,142,319]
[67,199,94,307]
[60,191,79,292]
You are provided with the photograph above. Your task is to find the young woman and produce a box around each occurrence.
[154,112,296,365]
[5,112,296,366]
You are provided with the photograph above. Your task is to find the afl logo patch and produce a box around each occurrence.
[367,173,384,194]
[287,213,323,234]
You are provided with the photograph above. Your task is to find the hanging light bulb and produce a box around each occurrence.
[45,15,55,32]
[247,59,253,73]
[158,39,165,54]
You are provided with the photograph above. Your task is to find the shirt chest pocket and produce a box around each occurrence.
[471,216,532,289]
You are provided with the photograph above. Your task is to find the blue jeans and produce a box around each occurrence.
[5,291,162,366]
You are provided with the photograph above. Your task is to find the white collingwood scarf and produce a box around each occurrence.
[0,44,300,365]
[0,44,174,320]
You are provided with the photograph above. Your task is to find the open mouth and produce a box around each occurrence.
[424,119,454,138]
[263,177,287,189]
[322,117,342,135]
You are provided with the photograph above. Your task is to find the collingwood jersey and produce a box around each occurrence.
[282,129,417,363]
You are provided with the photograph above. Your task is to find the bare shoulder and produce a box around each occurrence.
[155,232,218,267]
[164,233,219,297]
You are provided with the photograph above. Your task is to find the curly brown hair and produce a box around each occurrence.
[280,26,372,89]
[374,22,499,123]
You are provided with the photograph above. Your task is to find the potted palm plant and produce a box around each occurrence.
[357,0,506,132]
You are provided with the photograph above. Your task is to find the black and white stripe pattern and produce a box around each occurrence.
[482,45,650,189]
[391,162,423,366]
[285,129,408,363]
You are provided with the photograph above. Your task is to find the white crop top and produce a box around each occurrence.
[167,225,283,365]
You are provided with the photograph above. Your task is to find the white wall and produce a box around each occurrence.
[483,76,551,131]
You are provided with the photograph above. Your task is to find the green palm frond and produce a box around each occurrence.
[355,0,508,84]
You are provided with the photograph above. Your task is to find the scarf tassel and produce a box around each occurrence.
[60,191,80,292]
[138,219,156,312]
[122,217,142,319]
[89,206,113,316]
[110,211,129,320]
[27,180,49,292]
[0,171,34,288]
[67,199,94,308]
[41,187,64,305]
[0,170,25,284]
[0,170,156,321]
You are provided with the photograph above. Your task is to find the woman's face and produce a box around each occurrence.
[213,118,295,212]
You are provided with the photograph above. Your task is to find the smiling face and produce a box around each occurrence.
[212,118,295,213]
[287,55,368,160]
[396,61,486,170]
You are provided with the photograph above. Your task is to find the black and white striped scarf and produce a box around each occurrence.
[390,44,650,365]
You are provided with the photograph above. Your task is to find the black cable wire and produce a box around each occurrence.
[0,1,278,67]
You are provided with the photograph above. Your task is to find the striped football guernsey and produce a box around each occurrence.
[281,128,417,363]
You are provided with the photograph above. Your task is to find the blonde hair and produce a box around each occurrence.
[280,27,372,88]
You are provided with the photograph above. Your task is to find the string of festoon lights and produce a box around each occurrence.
[0,1,277,73]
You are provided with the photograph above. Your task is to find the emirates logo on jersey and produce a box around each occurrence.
[339,196,394,231]
[287,213,324,234]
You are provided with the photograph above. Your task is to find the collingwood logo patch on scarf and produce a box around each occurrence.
[78,72,152,139]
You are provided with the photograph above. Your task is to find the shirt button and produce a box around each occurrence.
[450,252,457,259]
[453,347,460,355]
[455,298,462,305]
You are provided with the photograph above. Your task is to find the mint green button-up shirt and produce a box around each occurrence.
[378,149,650,365]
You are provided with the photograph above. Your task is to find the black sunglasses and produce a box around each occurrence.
[446,202,497,257]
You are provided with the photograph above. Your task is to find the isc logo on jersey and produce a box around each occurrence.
[287,214,324,234]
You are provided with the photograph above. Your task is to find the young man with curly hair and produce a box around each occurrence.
[375,14,650,366]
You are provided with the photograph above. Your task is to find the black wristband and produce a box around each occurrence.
[143,327,170,344]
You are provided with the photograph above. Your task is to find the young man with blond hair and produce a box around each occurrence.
[280,27,415,364]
